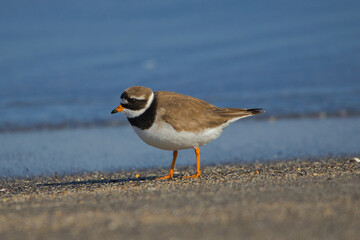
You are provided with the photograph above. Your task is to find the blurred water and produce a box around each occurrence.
[1,1,360,177]
[1,117,359,178]
[1,0,360,129]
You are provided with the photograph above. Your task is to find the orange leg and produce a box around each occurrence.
[157,150,178,180]
[183,146,201,179]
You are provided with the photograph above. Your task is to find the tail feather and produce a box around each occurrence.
[245,108,265,115]
[213,108,265,119]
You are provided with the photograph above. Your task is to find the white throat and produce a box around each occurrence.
[122,92,154,118]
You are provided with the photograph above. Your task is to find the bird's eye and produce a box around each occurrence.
[129,98,137,103]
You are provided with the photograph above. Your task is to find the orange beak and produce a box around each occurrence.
[111,105,124,114]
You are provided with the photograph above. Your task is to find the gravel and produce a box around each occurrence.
[1,157,359,240]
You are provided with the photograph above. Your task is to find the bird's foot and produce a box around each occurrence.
[183,171,201,179]
[156,174,173,180]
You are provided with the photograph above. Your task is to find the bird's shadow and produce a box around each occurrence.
[37,176,159,187]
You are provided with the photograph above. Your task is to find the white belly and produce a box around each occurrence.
[132,121,229,150]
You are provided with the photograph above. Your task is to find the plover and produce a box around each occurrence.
[111,86,264,179]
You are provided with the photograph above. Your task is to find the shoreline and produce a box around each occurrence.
[2,116,360,179]
[1,157,359,240]
[0,153,358,181]
[1,111,360,133]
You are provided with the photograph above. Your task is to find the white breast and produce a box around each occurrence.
[132,120,230,150]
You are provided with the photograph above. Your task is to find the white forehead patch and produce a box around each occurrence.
[121,98,128,105]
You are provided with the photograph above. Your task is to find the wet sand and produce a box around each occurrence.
[1,157,359,240]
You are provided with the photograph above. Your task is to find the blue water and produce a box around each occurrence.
[1,117,359,178]
[1,0,360,129]
[1,1,360,177]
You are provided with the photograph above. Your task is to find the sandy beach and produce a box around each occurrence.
[2,1,360,240]
[1,157,359,240]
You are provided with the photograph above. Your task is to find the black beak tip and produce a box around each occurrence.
[111,109,117,114]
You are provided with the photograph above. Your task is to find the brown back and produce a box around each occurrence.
[155,91,259,132]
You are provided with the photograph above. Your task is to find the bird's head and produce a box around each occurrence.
[111,86,154,118]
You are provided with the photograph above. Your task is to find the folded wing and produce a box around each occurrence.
[156,91,264,133]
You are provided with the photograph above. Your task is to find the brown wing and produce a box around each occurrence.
[155,91,228,132]
[212,108,264,118]
[155,91,265,132]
